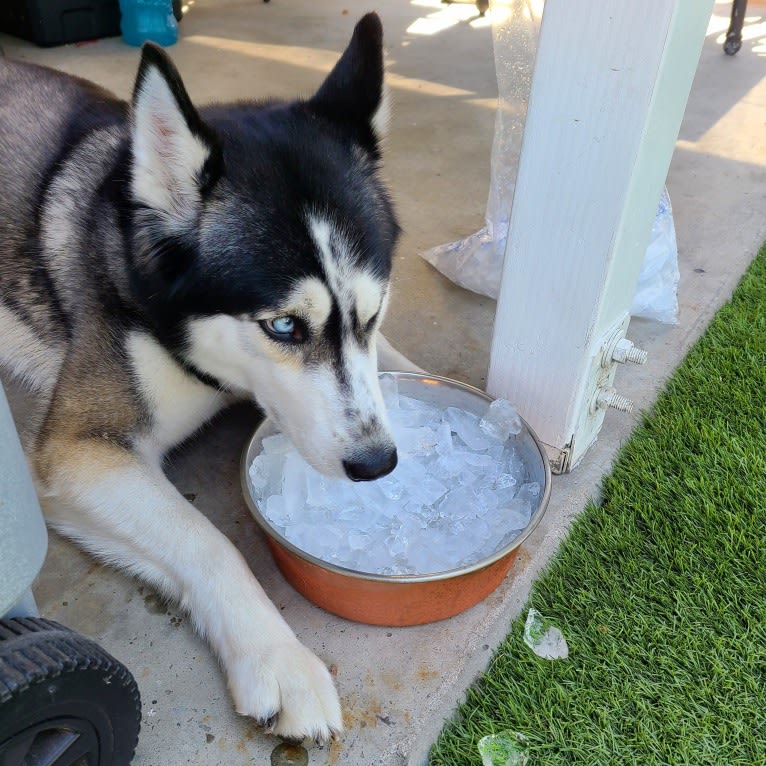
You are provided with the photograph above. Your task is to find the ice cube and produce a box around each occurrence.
[505,497,533,530]
[496,472,518,490]
[479,399,523,442]
[517,482,541,503]
[474,485,501,513]
[377,473,405,501]
[385,530,408,558]
[306,469,332,507]
[250,453,285,500]
[478,732,529,766]
[392,425,439,456]
[397,395,443,427]
[523,608,569,660]
[445,407,492,451]
[379,373,399,408]
[461,451,495,470]
[434,419,455,456]
[262,432,291,455]
[281,452,308,511]
[264,494,289,527]
[347,529,372,551]
[504,445,526,481]
[248,456,270,496]
[437,485,477,522]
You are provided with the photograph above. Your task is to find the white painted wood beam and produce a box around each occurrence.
[487,0,714,471]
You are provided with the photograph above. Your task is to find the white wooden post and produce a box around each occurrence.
[486,0,714,472]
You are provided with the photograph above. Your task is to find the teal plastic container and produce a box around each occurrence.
[119,0,177,47]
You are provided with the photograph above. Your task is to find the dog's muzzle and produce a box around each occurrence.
[343,446,398,482]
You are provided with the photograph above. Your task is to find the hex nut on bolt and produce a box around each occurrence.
[612,338,648,365]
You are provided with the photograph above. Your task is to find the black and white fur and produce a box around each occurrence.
[0,13,412,742]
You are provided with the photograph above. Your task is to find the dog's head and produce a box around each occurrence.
[128,14,399,481]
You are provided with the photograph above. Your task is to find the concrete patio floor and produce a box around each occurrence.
[2,1,766,764]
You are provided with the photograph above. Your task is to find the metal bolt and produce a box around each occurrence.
[594,387,634,414]
[612,338,648,365]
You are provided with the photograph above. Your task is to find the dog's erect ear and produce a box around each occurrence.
[131,44,222,223]
[308,12,387,154]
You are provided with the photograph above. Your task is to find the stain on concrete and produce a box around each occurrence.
[513,547,533,572]
[143,592,169,615]
[340,694,383,730]
[417,664,439,682]
[326,738,343,766]
[380,671,402,690]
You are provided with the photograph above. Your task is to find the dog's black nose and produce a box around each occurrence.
[343,447,398,482]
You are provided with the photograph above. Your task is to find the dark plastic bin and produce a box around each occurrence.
[0,0,121,47]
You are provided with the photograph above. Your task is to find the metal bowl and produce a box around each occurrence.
[240,372,551,626]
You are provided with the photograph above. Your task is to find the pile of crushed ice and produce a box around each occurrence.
[248,375,540,575]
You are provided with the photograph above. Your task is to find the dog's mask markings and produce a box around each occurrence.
[182,216,394,479]
[307,215,387,334]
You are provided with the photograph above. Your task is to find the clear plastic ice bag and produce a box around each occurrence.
[421,1,680,324]
[629,187,680,324]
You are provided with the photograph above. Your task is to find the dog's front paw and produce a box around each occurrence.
[227,639,343,743]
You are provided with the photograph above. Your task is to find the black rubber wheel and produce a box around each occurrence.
[0,618,141,766]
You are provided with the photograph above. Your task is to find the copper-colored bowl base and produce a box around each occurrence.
[267,537,522,626]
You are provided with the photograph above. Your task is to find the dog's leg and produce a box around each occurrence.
[36,437,342,742]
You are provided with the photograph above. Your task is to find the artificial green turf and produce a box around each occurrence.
[430,242,766,765]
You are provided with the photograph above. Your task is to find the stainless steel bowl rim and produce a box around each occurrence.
[240,372,552,584]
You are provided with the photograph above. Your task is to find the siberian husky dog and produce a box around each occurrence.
[0,13,411,742]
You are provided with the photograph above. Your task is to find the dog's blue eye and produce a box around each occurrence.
[271,316,294,334]
[260,315,306,344]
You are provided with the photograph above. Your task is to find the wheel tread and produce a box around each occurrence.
[0,617,141,762]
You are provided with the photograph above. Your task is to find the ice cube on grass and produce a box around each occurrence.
[478,732,528,766]
[523,608,569,660]
[251,391,538,575]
